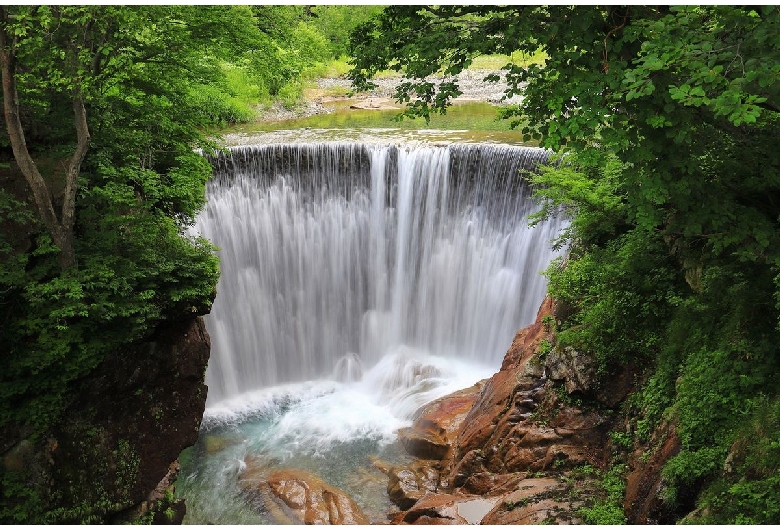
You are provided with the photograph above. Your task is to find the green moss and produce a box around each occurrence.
[578,464,628,524]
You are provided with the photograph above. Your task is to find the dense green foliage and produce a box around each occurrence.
[578,463,628,524]
[196,6,387,115]
[0,4,234,435]
[350,5,780,523]
[0,6,292,522]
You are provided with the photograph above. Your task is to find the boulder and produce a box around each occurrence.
[394,493,494,525]
[239,466,369,525]
[546,346,598,395]
[0,316,212,524]
[398,426,449,461]
[624,421,682,524]
[481,476,593,525]
[398,382,482,461]
[387,461,440,510]
[450,298,613,481]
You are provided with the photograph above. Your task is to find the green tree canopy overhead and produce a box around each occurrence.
[348,4,780,332]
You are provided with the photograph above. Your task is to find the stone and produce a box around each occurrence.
[240,466,369,525]
[384,298,620,525]
[4,316,214,524]
[458,472,525,496]
[387,461,440,510]
[398,382,483,461]
[482,496,584,525]
[546,345,598,395]
[480,476,587,525]
[624,421,682,524]
[545,342,639,408]
[398,493,471,524]
[398,426,449,461]
[449,449,487,489]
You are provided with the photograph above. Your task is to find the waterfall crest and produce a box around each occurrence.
[196,143,565,405]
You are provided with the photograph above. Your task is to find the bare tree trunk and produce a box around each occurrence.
[0,8,89,270]
[58,93,91,269]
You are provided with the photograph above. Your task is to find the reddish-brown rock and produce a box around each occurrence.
[624,421,682,524]
[240,465,369,525]
[394,493,493,525]
[482,496,583,525]
[449,298,613,483]
[387,461,441,510]
[386,297,621,524]
[398,382,482,461]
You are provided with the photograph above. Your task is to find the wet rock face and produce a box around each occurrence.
[384,297,620,525]
[239,466,369,525]
[0,316,212,524]
[451,299,613,480]
[480,476,590,524]
[449,373,612,481]
[386,459,447,511]
[624,421,682,524]
[398,383,482,461]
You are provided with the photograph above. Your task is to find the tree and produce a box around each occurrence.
[0,3,271,467]
[307,5,385,58]
[0,6,93,269]
[0,6,272,267]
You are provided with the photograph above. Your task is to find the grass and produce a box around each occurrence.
[470,50,547,70]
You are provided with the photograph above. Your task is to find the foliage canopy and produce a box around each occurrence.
[0,8,278,522]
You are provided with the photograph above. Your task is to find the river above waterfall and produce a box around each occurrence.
[219,101,533,147]
[176,139,565,524]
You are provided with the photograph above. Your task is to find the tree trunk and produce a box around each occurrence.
[0,8,88,270]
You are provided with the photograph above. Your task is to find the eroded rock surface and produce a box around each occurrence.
[385,297,619,524]
[387,460,443,510]
[1,316,212,524]
[624,421,682,524]
[398,383,482,461]
[239,463,369,525]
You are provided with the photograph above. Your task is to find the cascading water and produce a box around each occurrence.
[177,142,566,524]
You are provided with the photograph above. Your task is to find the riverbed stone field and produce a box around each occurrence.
[259,69,523,123]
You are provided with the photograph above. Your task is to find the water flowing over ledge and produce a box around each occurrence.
[195,142,566,411]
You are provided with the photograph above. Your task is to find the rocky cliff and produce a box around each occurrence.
[0,316,211,524]
[381,297,677,524]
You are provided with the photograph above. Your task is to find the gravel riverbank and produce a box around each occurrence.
[260,69,522,122]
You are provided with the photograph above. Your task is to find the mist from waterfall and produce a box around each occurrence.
[195,142,565,409]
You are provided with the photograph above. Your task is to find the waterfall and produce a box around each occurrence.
[195,142,565,406]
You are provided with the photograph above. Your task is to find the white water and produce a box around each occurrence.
[196,143,563,407]
[180,142,565,523]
